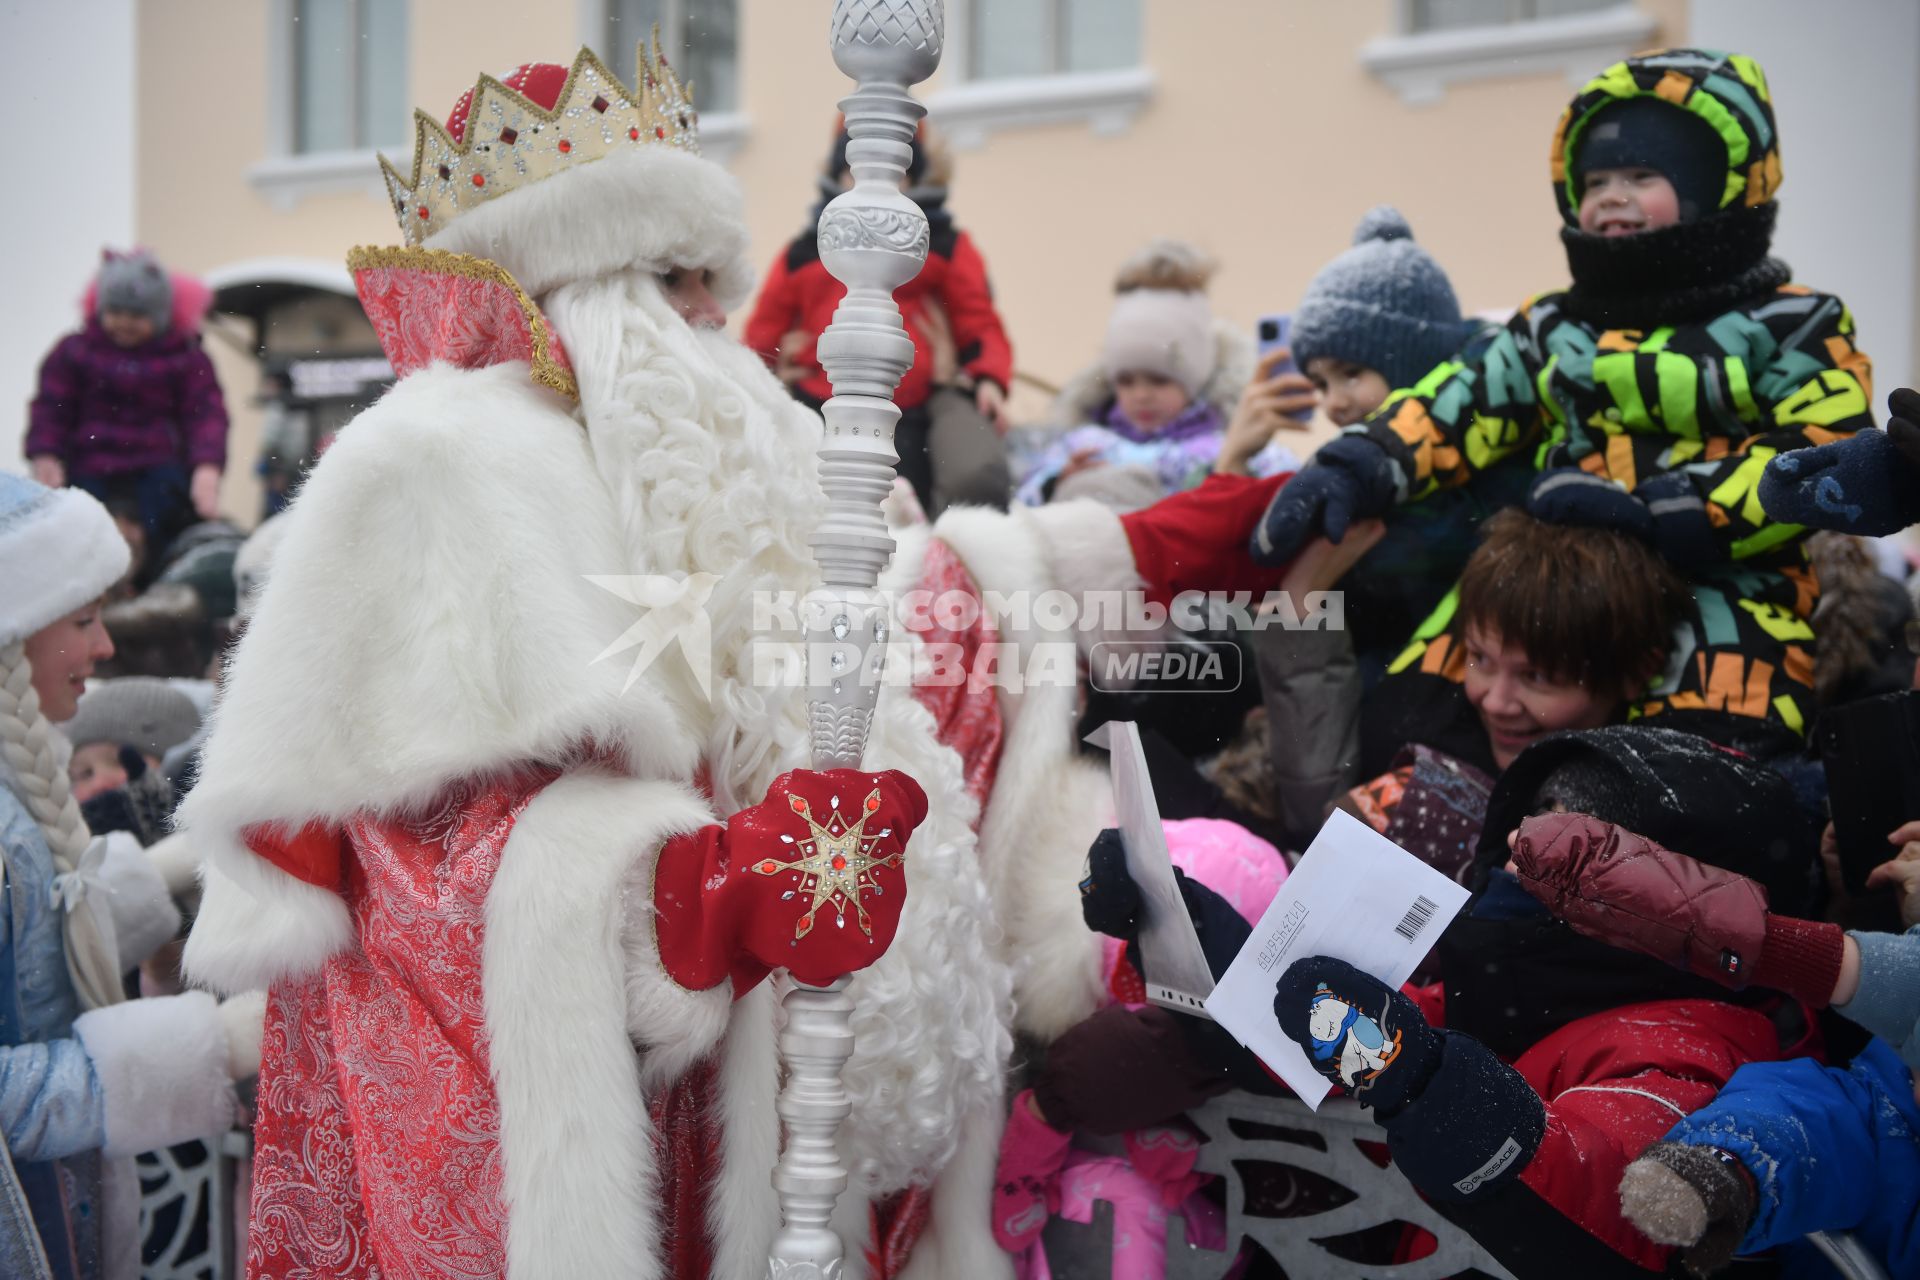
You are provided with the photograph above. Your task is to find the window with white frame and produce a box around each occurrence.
[1361,0,1656,106]
[930,0,1153,150]
[1406,0,1623,33]
[292,0,408,154]
[966,0,1141,81]
[605,0,738,114]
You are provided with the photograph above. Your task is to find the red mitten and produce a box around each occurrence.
[1510,813,1769,986]
[654,769,927,993]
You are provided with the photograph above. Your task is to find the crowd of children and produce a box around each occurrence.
[9,41,1920,1280]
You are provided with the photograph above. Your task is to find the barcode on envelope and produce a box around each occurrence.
[1395,895,1438,942]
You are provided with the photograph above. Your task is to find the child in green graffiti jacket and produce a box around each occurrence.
[1255,48,1872,760]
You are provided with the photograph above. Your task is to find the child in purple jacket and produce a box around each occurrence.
[26,250,229,568]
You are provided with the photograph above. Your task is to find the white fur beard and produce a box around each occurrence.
[548,271,1013,1198]
[546,271,828,811]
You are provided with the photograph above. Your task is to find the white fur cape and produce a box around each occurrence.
[885,499,1150,1042]
[180,362,1010,1280]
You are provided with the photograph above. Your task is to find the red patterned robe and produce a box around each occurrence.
[239,554,1007,1280]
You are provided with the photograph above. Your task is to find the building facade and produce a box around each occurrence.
[10,0,1918,526]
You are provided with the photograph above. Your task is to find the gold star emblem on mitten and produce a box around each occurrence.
[751,787,904,940]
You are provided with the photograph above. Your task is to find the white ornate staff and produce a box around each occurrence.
[771,2,944,1276]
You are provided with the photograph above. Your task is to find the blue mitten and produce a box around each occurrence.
[1275,956,1546,1203]
[1759,397,1920,536]
[1251,433,1397,566]
[1273,956,1441,1116]
[1637,470,1724,572]
[1525,467,1655,540]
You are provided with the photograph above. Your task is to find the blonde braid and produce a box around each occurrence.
[0,642,125,1007]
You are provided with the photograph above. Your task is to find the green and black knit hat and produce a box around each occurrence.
[1550,48,1782,227]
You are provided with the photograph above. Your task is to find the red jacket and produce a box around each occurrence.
[744,223,1013,411]
[1421,989,1810,1276]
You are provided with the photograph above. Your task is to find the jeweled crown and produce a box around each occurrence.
[380,39,699,245]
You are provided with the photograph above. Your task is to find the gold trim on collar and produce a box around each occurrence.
[347,245,579,403]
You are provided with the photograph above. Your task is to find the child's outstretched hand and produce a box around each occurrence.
[1273,956,1441,1116]
[1249,434,1396,566]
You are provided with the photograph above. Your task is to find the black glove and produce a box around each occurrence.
[1079,829,1141,939]
[1250,433,1398,566]
[1636,470,1723,572]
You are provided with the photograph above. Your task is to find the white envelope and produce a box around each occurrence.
[1084,721,1216,1015]
[1203,809,1470,1109]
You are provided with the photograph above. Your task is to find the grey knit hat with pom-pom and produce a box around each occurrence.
[1289,206,1477,391]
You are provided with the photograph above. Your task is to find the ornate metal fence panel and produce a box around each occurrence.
[137,1128,250,1280]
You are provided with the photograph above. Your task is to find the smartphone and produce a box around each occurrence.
[1255,314,1298,379]
[1817,690,1920,892]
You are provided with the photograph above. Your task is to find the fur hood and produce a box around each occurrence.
[1048,318,1255,428]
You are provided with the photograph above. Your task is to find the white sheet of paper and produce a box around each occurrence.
[1202,809,1471,1109]
[1084,721,1216,1015]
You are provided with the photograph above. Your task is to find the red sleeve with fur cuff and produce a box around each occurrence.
[240,821,349,892]
[1118,472,1293,607]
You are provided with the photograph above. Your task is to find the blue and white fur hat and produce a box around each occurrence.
[1289,206,1479,392]
[0,473,130,647]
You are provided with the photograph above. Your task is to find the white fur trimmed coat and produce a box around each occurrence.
[179,362,1012,1280]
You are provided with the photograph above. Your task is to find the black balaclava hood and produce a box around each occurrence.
[1573,95,1727,223]
[1550,49,1790,328]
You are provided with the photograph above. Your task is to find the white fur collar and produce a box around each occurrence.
[178,361,704,848]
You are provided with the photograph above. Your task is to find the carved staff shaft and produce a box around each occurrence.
[771,3,944,1276]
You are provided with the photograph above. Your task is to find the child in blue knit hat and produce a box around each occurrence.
[1220,206,1482,476]
[1289,206,1481,416]
[1221,207,1523,672]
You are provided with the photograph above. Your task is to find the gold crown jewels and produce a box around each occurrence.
[380,38,700,245]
